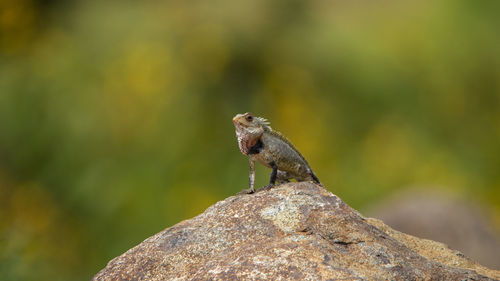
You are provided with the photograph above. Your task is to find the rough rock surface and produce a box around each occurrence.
[93,182,500,281]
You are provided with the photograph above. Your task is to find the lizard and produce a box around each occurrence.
[232,112,320,194]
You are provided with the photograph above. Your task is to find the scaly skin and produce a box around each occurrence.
[233,112,320,194]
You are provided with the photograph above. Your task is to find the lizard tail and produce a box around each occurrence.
[311,172,320,184]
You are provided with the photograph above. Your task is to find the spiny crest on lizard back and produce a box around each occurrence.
[255,116,271,128]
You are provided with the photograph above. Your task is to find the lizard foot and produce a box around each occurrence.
[237,188,255,195]
[257,184,275,192]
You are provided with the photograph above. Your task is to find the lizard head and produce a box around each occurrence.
[232,113,270,131]
[232,113,270,155]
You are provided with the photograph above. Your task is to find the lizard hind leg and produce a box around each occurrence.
[276,170,292,184]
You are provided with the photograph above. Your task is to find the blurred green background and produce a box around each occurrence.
[1,0,500,279]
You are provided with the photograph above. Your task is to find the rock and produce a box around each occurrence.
[92,182,500,280]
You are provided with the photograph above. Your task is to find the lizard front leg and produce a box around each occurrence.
[258,160,277,192]
[249,157,256,191]
[238,157,256,194]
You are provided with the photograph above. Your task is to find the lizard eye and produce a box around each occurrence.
[246,115,253,122]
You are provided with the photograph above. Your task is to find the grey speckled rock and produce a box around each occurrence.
[92,182,500,281]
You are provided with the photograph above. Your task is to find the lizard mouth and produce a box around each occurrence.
[233,118,249,128]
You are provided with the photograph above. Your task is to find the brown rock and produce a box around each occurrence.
[93,182,500,280]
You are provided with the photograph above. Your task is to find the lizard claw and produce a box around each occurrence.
[237,187,255,195]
